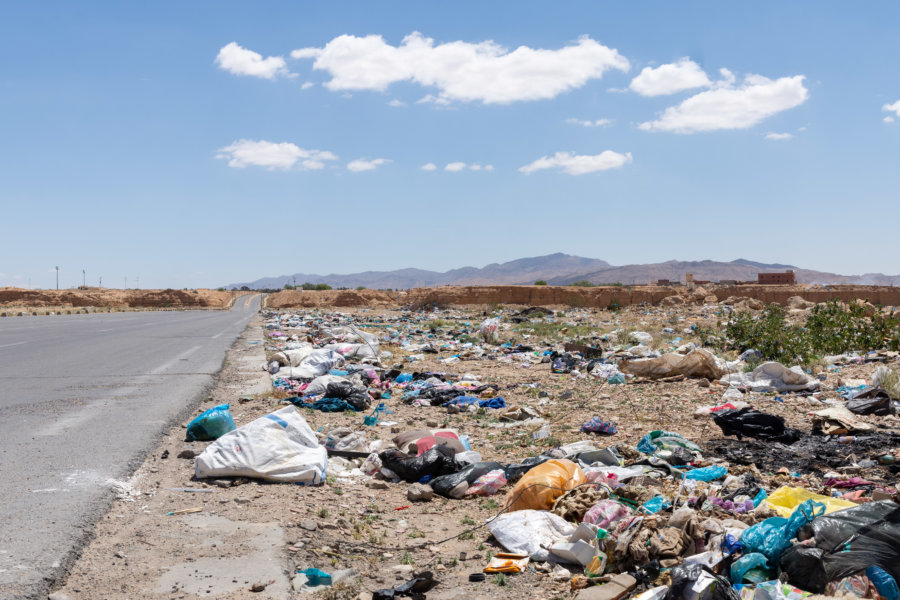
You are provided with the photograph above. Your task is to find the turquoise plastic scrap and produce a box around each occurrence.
[739,499,825,562]
[186,404,236,441]
[640,495,671,514]
[752,488,768,507]
[298,568,332,587]
[683,465,727,481]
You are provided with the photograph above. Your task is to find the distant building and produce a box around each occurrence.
[656,279,677,286]
[758,270,796,285]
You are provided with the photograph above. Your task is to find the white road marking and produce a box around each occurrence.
[149,345,202,374]
[0,341,26,349]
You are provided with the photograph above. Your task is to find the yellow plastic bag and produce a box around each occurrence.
[763,486,856,518]
[504,459,585,512]
[483,553,529,574]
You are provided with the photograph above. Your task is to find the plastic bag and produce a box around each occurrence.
[504,459,585,512]
[465,469,507,496]
[372,571,438,600]
[583,499,632,528]
[194,406,326,483]
[479,318,499,344]
[487,509,575,561]
[379,445,462,483]
[846,386,896,415]
[783,500,900,588]
[665,564,739,600]
[867,566,900,600]
[712,408,802,444]
[730,552,770,583]
[763,486,856,518]
[186,404,236,441]
[430,462,503,498]
[740,499,824,563]
[637,430,702,456]
[684,465,727,481]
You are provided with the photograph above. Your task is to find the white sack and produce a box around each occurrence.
[274,344,314,367]
[195,406,327,484]
[488,509,576,561]
[323,342,379,359]
[275,349,345,379]
[719,362,819,392]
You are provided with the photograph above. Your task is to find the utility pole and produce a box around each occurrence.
[99,276,102,288]
[82,269,86,288]
[55,266,59,290]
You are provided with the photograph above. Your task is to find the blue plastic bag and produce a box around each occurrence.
[395,373,413,383]
[683,465,727,481]
[867,566,900,600]
[739,499,824,563]
[186,404,236,441]
[730,552,770,583]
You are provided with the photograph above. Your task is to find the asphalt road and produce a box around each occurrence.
[0,295,261,599]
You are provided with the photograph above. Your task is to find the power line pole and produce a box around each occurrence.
[82,269,86,288]
[55,266,59,290]
[99,276,102,288]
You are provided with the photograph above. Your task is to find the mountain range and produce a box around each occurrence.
[228,253,900,289]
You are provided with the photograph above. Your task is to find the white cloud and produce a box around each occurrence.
[301,82,315,90]
[215,42,289,80]
[629,58,711,96]
[882,100,900,120]
[639,75,808,133]
[445,162,467,172]
[565,117,614,127]
[387,99,406,107]
[765,132,793,140]
[420,162,437,171]
[347,158,391,172]
[484,165,495,172]
[519,151,632,175]
[290,32,629,104]
[216,139,337,170]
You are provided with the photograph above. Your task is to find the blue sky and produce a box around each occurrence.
[1,2,899,289]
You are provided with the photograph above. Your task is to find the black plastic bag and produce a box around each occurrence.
[324,381,372,410]
[781,500,900,592]
[847,387,896,416]
[430,461,503,498]
[712,408,802,444]
[372,571,438,600]
[503,455,552,482]
[379,446,462,483]
[665,564,739,600]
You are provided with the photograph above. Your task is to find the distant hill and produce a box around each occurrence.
[228,253,610,290]
[228,254,900,289]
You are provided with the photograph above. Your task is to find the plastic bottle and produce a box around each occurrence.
[532,424,551,440]
[838,436,857,444]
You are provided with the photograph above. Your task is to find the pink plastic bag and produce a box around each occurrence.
[583,499,632,529]
[465,469,507,496]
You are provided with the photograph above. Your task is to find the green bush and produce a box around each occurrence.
[716,301,899,365]
[570,280,595,287]
[534,280,547,285]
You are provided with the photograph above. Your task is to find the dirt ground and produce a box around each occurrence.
[51,302,900,600]
[0,288,245,312]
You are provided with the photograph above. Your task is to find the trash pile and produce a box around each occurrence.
[183,303,900,599]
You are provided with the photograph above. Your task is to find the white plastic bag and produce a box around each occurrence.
[195,406,327,484]
[488,509,576,561]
